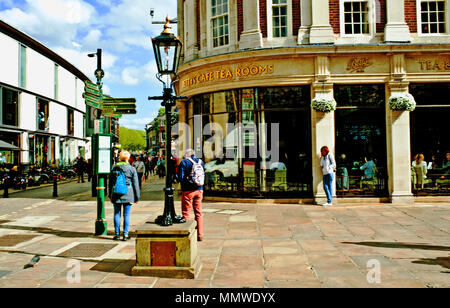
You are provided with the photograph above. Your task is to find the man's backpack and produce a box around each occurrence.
[112,169,128,196]
[187,157,205,186]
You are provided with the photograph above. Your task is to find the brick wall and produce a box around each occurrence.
[405,0,417,33]
[376,0,386,33]
[292,0,301,37]
[237,0,243,40]
[329,0,340,34]
[260,0,268,37]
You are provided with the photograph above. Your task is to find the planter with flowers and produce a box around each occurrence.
[311,97,337,113]
[388,93,416,111]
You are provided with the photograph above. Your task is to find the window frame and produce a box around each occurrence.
[207,0,230,49]
[339,0,376,38]
[417,0,450,36]
[267,0,293,42]
[1,86,20,127]
[19,44,27,89]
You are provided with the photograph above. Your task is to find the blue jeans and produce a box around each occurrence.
[323,174,334,204]
[113,203,131,236]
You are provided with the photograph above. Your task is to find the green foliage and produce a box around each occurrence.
[119,126,146,152]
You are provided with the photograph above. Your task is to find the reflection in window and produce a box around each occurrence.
[68,109,74,136]
[37,98,49,131]
[2,87,19,126]
[189,86,313,197]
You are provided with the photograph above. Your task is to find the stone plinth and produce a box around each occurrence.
[131,220,201,279]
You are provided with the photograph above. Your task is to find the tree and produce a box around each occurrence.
[119,127,146,152]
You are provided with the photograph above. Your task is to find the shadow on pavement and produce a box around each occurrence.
[412,257,450,271]
[343,241,450,251]
[0,222,137,239]
[0,249,135,276]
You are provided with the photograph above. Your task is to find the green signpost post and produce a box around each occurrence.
[83,49,137,236]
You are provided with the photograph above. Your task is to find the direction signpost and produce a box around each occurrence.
[82,50,136,236]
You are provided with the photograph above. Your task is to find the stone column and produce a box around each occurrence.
[311,56,335,204]
[298,0,312,44]
[386,54,414,204]
[239,0,263,50]
[309,0,335,44]
[183,0,199,61]
[384,0,411,42]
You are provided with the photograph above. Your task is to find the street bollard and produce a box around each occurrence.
[53,175,58,197]
[3,179,8,198]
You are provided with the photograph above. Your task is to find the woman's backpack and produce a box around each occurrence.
[112,169,128,196]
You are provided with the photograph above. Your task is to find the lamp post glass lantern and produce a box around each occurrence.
[149,16,186,226]
[151,16,182,76]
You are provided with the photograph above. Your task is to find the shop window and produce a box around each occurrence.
[1,87,19,126]
[0,131,20,166]
[258,87,310,109]
[341,0,374,35]
[190,86,312,197]
[211,0,229,48]
[409,83,450,195]
[419,0,447,34]
[334,84,388,197]
[68,109,74,136]
[37,98,49,131]
[29,135,35,165]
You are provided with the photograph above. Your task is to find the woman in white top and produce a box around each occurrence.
[412,153,427,189]
[320,146,336,206]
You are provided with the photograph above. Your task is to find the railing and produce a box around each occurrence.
[205,171,312,195]
[412,173,450,196]
[336,174,387,197]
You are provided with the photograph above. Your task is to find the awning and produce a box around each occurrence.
[0,140,19,150]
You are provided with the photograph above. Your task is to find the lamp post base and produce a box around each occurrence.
[95,220,107,236]
[155,187,186,226]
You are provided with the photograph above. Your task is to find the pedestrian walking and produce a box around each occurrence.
[320,146,336,207]
[108,151,140,241]
[177,149,205,241]
[74,155,85,183]
[133,156,145,189]
[157,156,165,178]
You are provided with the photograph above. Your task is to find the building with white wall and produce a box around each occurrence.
[0,20,88,168]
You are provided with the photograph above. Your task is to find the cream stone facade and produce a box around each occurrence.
[176,0,450,203]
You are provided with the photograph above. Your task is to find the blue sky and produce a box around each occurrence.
[0,0,178,130]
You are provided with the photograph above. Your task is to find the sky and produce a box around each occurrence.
[0,0,178,130]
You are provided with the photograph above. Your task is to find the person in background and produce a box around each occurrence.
[337,153,350,190]
[360,156,376,180]
[412,153,427,189]
[133,156,145,189]
[320,146,336,207]
[177,149,205,241]
[74,155,85,183]
[108,151,140,241]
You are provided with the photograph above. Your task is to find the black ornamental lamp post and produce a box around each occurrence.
[149,16,187,226]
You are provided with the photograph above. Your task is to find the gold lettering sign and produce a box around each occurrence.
[346,58,373,73]
[182,64,275,89]
[416,58,450,71]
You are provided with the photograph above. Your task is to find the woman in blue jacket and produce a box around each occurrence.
[108,151,140,241]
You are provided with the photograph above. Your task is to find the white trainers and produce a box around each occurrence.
[322,203,332,207]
